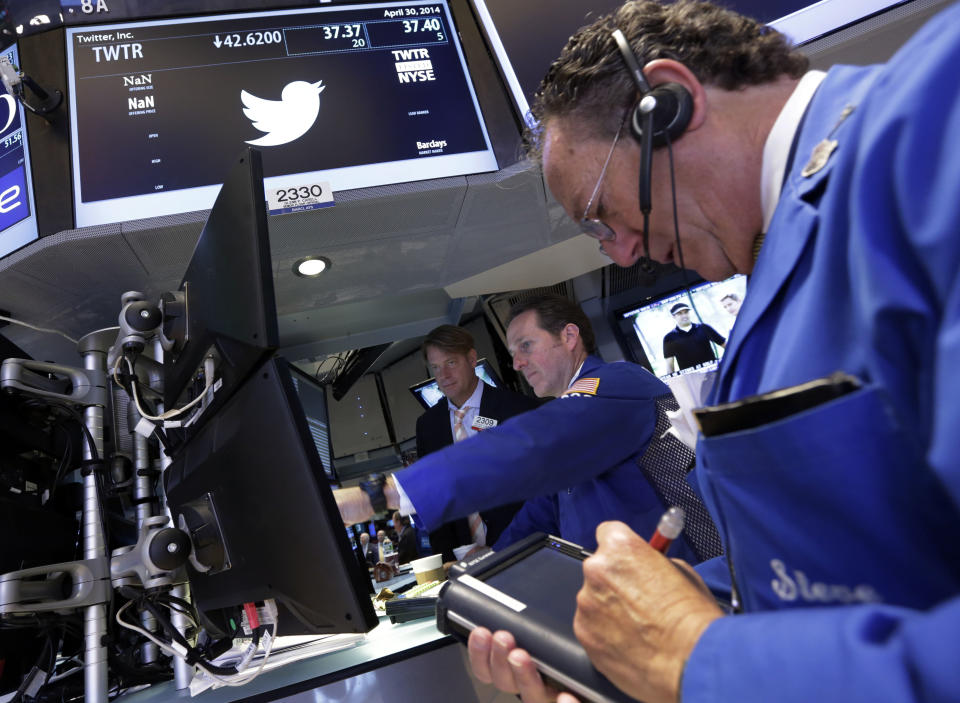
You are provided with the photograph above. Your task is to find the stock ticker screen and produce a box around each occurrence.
[0,44,38,258]
[65,1,498,226]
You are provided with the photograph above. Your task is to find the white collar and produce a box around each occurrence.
[567,361,585,389]
[450,377,484,412]
[760,70,826,232]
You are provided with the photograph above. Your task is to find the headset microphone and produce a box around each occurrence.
[637,96,656,273]
[611,29,693,273]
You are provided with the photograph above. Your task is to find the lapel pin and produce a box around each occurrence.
[801,104,854,178]
[801,138,838,177]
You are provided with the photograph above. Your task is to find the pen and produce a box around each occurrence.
[649,507,685,554]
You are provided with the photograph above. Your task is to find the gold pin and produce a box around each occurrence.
[801,138,838,177]
[801,105,854,178]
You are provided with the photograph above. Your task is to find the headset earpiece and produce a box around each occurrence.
[629,82,693,147]
[610,29,694,147]
[610,28,693,272]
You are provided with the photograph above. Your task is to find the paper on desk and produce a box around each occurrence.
[189,632,365,696]
[663,369,718,450]
[405,580,444,598]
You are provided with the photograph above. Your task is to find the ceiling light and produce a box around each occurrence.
[294,256,331,277]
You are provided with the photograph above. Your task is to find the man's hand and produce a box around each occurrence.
[333,486,372,526]
[333,476,402,526]
[573,521,723,703]
[467,628,580,703]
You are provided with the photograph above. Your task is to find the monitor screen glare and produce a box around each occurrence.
[411,358,499,409]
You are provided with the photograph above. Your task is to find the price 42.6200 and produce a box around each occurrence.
[213,30,283,48]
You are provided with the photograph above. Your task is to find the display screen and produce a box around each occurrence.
[0,44,38,258]
[409,357,500,409]
[65,1,498,227]
[619,275,748,379]
[289,364,336,484]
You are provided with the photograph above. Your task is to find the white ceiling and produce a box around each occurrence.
[0,158,607,367]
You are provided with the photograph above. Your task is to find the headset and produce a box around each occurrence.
[611,29,693,271]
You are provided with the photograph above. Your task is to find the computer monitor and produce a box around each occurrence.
[161,147,278,423]
[159,151,376,636]
[616,275,748,379]
[408,357,502,410]
[63,1,498,227]
[0,43,39,259]
[163,355,378,635]
[288,363,337,485]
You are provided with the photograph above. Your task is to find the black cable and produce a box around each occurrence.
[49,422,73,501]
[34,401,99,463]
[117,587,261,678]
[10,631,53,703]
[664,132,708,325]
[19,399,111,549]
[157,593,200,624]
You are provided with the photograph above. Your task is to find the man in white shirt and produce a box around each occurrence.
[412,325,538,561]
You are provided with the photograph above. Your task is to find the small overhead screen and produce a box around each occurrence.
[617,275,747,380]
[409,357,501,410]
[472,0,910,123]
[0,44,38,258]
[64,1,498,227]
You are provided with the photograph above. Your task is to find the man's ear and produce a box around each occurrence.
[642,58,708,133]
[467,348,478,367]
[562,323,581,350]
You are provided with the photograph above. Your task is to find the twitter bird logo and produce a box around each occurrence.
[241,80,325,147]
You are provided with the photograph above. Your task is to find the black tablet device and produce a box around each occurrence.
[436,533,635,703]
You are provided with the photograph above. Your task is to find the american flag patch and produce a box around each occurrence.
[561,377,600,397]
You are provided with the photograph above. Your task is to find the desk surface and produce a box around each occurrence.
[116,604,450,702]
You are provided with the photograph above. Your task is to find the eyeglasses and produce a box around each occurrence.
[579,117,627,243]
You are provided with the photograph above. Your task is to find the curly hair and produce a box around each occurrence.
[528,0,808,152]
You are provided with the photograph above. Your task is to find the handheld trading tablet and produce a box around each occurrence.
[436,533,635,703]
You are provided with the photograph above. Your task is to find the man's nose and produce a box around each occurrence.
[601,237,636,268]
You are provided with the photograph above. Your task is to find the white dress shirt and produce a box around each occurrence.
[760,70,826,232]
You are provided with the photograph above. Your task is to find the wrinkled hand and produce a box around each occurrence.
[467,628,580,703]
[573,521,723,703]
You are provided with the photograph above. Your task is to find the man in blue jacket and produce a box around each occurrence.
[467,1,960,702]
[336,294,721,563]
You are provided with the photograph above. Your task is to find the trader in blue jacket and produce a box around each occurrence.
[337,294,720,563]
[467,2,960,703]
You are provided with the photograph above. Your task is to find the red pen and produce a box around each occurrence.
[648,507,685,553]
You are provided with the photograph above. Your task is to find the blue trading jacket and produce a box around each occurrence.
[395,355,698,561]
[685,4,960,701]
